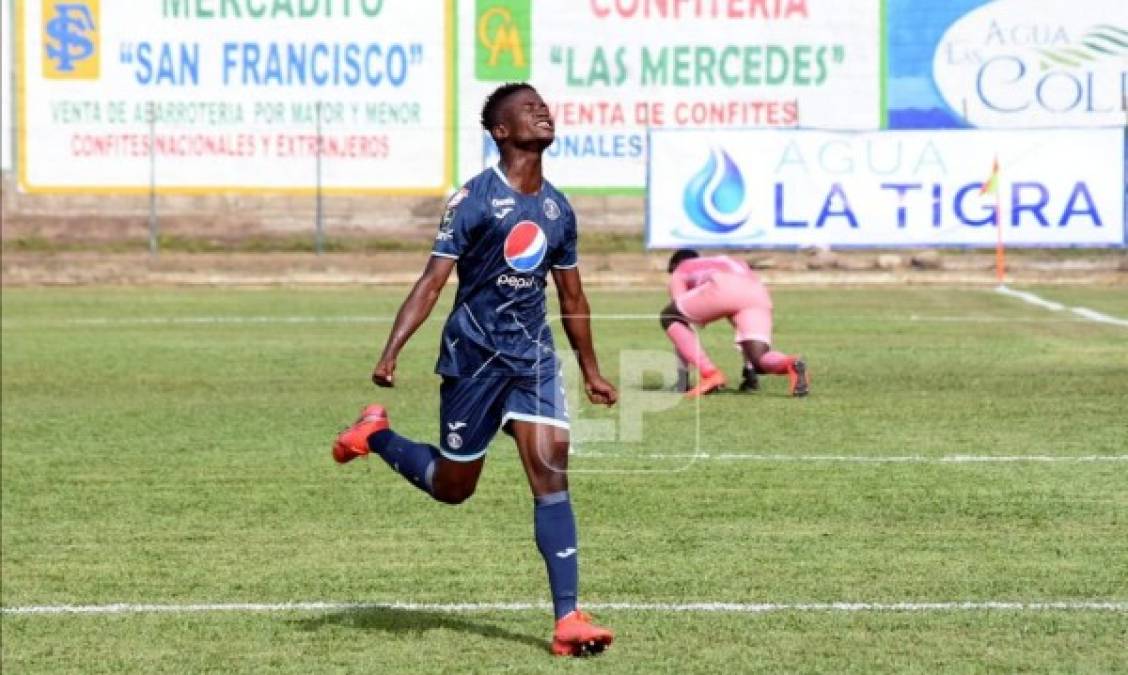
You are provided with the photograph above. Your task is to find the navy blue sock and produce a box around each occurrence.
[368,429,438,496]
[534,491,579,620]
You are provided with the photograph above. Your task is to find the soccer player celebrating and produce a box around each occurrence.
[333,83,617,657]
[661,249,809,398]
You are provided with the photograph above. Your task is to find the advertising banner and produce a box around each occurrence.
[887,0,1127,129]
[647,128,1126,248]
[458,0,881,191]
[19,0,451,193]
[2,0,12,170]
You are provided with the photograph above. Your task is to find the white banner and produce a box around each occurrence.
[19,0,450,193]
[647,128,1126,248]
[2,0,12,170]
[457,0,880,191]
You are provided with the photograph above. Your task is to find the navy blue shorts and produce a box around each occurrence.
[438,368,570,462]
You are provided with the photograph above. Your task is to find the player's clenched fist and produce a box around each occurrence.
[371,357,396,387]
[584,374,618,406]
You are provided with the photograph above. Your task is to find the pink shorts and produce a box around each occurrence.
[674,273,773,345]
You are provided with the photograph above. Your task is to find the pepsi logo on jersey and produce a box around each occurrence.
[496,274,536,289]
[504,221,547,272]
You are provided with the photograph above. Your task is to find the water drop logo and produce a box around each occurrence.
[682,147,750,234]
[503,221,547,272]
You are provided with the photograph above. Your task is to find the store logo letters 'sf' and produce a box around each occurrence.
[43,0,100,79]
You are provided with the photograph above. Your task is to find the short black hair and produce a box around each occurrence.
[480,82,536,133]
[667,249,700,273]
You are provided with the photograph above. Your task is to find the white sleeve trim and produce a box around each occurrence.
[551,261,579,269]
[431,251,459,260]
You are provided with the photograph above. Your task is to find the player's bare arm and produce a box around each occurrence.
[372,256,455,387]
[552,266,617,406]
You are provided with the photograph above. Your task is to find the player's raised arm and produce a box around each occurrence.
[551,266,617,406]
[372,255,455,387]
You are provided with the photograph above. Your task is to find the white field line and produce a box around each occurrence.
[1,315,397,327]
[3,307,1123,328]
[908,315,1094,323]
[0,314,1101,329]
[569,453,1128,463]
[994,285,1128,328]
[1070,306,1128,327]
[3,313,667,328]
[2,600,1125,617]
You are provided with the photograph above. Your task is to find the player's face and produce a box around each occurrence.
[497,89,554,149]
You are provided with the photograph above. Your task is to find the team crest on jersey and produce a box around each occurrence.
[504,221,547,273]
[543,198,560,220]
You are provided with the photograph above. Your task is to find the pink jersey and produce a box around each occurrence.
[669,255,758,298]
[670,255,773,344]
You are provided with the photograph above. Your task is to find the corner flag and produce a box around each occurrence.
[981,156,1005,284]
[980,157,999,196]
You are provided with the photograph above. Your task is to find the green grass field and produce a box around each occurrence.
[2,284,1126,672]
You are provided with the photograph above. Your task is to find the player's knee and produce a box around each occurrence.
[434,483,476,505]
[534,443,570,492]
[431,473,478,505]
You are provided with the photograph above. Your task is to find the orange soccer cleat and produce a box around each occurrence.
[332,404,390,464]
[788,359,810,397]
[685,369,726,399]
[551,610,614,657]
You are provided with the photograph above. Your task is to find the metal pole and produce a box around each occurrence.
[148,101,158,256]
[315,101,324,256]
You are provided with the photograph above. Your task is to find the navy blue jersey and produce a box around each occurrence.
[431,165,578,377]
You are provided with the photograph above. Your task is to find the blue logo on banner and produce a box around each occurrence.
[45,3,97,73]
[682,148,750,233]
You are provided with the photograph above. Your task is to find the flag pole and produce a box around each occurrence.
[981,155,1004,287]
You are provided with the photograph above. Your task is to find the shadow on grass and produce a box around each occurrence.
[293,606,548,651]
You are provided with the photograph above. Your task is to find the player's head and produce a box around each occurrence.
[481,82,554,152]
[667,248,700,273]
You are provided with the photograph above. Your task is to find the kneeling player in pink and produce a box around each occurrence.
[660,249,809,398]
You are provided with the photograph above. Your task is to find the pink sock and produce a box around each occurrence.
[665,323,717,376]
[758,351,795,375]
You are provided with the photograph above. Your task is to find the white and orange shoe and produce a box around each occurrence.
[332,404,389,464]
[685,370,726,399]
[551,610,614,657]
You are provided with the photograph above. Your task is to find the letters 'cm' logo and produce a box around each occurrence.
[477,4,529,80]
[45,3,97,74]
